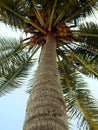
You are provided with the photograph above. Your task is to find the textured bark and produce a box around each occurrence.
[23,32,69,130]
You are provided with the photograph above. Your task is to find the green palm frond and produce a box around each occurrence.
[69,42,98,56]
[78,22,98,48]
[0,36,20,53]
[0,0,26,29]
[58,37,98,78]
[73,56,98,79]
[75,46,98,70]
[57,55,98,130]
[55,0,97,25]
[0,37,40,96]
[0,37,28,65]
[0,55,35,97]
[0,1,98,130]
[31,0,45,26]
[1,0,97,32]
[75,79,98,130]
[67,45,98,78]
[74,22,98,49]
[58,22,98,78]
[48,0,57,31]
[0,0,46,33]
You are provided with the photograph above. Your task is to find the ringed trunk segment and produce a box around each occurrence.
[23,32,69,130]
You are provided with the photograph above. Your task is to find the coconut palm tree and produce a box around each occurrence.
[0,0,98,130]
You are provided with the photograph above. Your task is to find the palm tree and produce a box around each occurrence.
[0,0,98,130]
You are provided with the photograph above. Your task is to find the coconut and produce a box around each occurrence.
[58,31,64,37]
[30,41,35,46]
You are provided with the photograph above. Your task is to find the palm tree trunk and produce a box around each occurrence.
[23,32,68,130]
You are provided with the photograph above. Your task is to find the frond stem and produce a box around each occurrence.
[31,0,44,26]
[53,11,64,27]
[72,32,98,37]
[48,0,57,31]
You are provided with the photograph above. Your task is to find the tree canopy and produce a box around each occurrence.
[0,0,98,129]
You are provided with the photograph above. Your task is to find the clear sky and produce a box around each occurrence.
[0,87,29,130]
[0,15,98,130]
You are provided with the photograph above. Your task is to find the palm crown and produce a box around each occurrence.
[0,0,98,130]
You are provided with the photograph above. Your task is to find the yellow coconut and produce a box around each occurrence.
[57,25,63,32]
[63,33,68,37]
[60,23,66,28]
[30,37,35,42]
[30,41,35,46]
[58,31,64,37]
[63,28,67,33]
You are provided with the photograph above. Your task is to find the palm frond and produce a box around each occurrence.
[62,0,97,24]
[60,44,98,78]
[31,0,45,26]
[70,44,98,78]
[0,36,20,52]
[0,0,27,29]
[75,52,98,78]
[0,36,40,96]
[0,54,36,97]
[57,54,98,130]
[0,37,29,65]
[58,22,98,78]
[0,0,46,34]
[69,42,98,56]
[48,0,57,31]
[68,41,98,78]
[75,22,98,49]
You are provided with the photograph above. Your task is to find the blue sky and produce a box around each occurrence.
[0,87,29,130]
[0,16,98,130]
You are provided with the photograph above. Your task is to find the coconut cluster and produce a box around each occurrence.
[56,24,71,38]
[28,23,72,49]
[29,35,45,50]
